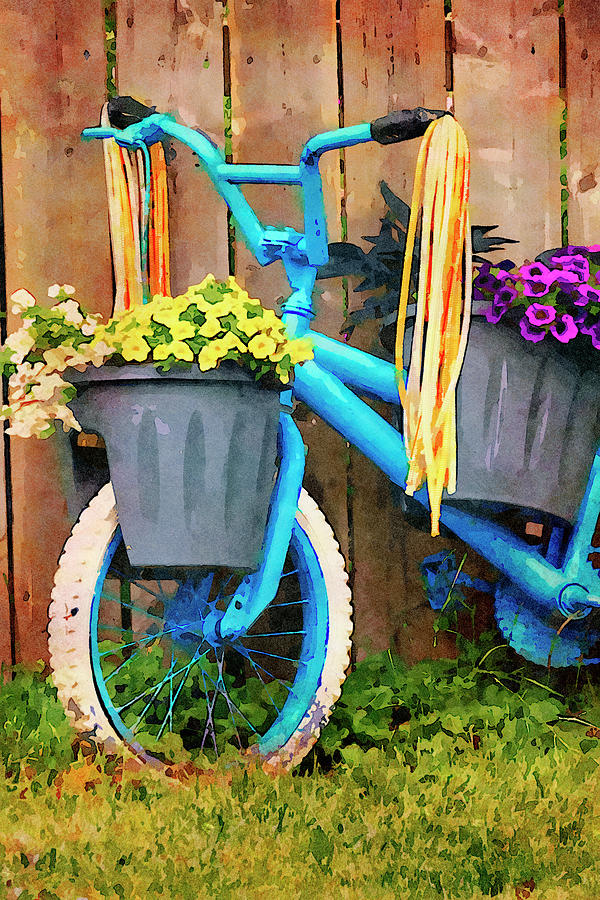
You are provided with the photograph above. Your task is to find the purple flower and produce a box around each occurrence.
[519,317,546,343]
[549,313,578,344]
[520,262,554,283]
[496,285,518,306]
[523,280,555,298]
[573,284,600,306]
[475,272,501,292]
[550,252,589,283]
[553,270,581,289]
[582,320,600,349]
[525,303,556,326]
[520,262,559,297]
[484,285,518,324]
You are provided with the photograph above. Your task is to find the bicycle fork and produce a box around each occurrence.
[212,411,306,643]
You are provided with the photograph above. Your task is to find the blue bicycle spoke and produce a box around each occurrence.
[130,656,180,734]
[99,621,193,657]
[156,645,205,741]
[199,670,220,753]
[103,648,143,683]
[230,642,295,696]
[108,569,164,601]
[243,630,306,638]
[267,600,308,609]
[214,651,242,749]
[200,665,259,738]
[116,648,206,713]
[101,591,164,621]
[247,655,281,713]
[244,647,303,663]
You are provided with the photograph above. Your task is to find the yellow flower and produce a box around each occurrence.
[199,315,221,338]
[260,308,281,329]
[151,307,183,328]
[120,335,150,362]
[169,320,196,341]
[198,343,221,372]
[205,299,233,317]
[288,337,314,365]
[153,340,194,362]
[248,334,277,359]
[275,364,291,384]
[236,316,261,338]
[268,343,288,363]
[221,331,246,353]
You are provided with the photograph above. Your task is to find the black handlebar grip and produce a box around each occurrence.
[107,95,157,130]
[370,108,450,145]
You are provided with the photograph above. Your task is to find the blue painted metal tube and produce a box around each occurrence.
[438,505,565,610]
[215,163,301,184]
[309,331,402,404]
[299,123,374,267]
[220,411,306,640]
[294,358,567,611]
[293,359,409,486]
[159,120,271,263]
[299,158,329,266]
[562,449,600,592]
[300,123,373,161]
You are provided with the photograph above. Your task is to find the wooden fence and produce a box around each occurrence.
[0,0,598,667]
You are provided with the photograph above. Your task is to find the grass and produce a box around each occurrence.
[1,633,600,898]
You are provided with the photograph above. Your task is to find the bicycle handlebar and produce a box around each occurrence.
[370,107,449,144]
[81,97,451,285]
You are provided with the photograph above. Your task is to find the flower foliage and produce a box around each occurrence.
[474,245,600,353]
[0,276,313,438]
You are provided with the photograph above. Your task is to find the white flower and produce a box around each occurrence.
[48,283,75,299]
[43,346,70,372]
[52,299,84,326]
[30,372,68,403]
[5,327,35,363]
[81,318,97,336]
[10,289,36,315]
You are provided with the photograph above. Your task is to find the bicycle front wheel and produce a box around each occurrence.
[49,483,352,769]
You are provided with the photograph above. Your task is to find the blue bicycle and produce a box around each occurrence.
[48,98,600,769]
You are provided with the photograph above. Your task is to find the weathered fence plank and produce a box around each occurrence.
[453,0,562,261]
[339,0,458,659]
[564,0,600,245]
[117,0,229,290]
[228,0,350,569]
[0,0,110,663]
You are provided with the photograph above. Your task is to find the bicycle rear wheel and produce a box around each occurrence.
[49,483,352,769]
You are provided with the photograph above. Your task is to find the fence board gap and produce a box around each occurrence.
[117,0,230,291]
[339,0,457,659]
[453,0,562,261]
[564,0,600,245]
[228,0,350,570]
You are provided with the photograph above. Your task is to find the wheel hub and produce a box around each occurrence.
[163,576,226,652]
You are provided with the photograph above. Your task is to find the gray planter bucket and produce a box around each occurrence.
[67,362,284,569]
[402,314,600,523]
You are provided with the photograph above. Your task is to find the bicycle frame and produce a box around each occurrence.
[82,113,600,643]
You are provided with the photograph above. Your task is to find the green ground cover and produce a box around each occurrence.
[1,633,599,899]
